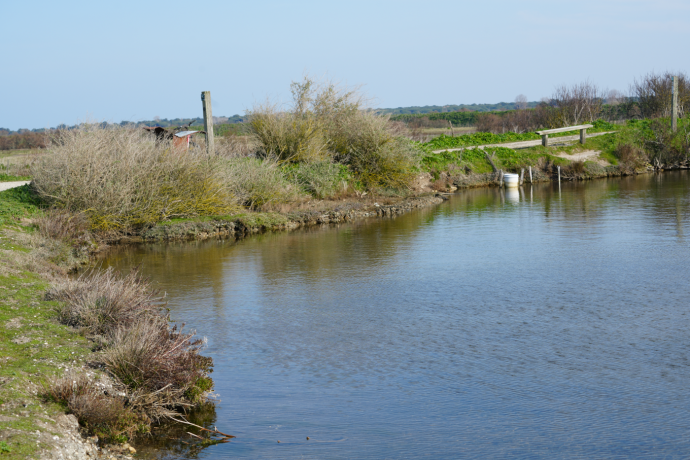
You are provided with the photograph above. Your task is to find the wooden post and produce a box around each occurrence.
[580,128,587,144]
[557,165,561,183]
[485,151,498,172]
[520,168,524,185]
[672,76,678,132]
[201,91,215,155]
[542,134,548,147]
[498,170,504,187]
[449,120,454,137]
[529,166,533,183]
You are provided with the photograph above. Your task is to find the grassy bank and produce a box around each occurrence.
[0,186,217,458]
[0,186,94,458]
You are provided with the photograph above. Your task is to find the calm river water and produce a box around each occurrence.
[103,172,690,459]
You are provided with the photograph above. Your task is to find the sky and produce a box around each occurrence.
[1,0,689,130]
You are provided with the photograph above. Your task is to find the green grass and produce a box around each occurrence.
[0,174,30,182]
[0,186,43,226]
[422,119,618,151]
[0,184,97,458]
[0,269,94,459]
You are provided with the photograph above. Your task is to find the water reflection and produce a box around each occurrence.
[104,171,690,459]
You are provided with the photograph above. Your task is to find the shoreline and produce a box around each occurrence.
[113,164,662,245]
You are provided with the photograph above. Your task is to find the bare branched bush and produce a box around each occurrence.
[46,266,215,439]
[221,158,306,209]
[31,125,239,232]
[214,135,256,158]
[642,118,690,167]
[46,267,164,337]
[631,71,689,119]
[550,80,604,126]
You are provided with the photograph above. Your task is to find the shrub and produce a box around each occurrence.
[221,157,306,209]
[615,143,648,169]
[47,267,215,436]
[40,373,146,442]
[641,118,690,167]
[631,71,689,119]
[248,77,420,190]
[248,101,328,163]
[46,267,164,337]
[37,209,91,246]
[348,138,422,189]
[285,160,350,198]
[561,160,586,176]
[31,125,239,232]
[102,317,213,403]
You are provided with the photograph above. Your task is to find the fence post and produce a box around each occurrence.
[672,76,678,132]
[201,91,215,154]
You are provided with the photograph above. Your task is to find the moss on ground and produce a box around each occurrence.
[0,259,93,459]
[0,186,95,459]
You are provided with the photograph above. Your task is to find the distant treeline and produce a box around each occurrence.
[0,131,48,150]
[374,102,539,115]
[391,111,485,126]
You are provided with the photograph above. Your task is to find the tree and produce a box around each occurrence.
[631,71,689,119]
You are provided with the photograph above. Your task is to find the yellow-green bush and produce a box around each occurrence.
[348,138,422,189]
[221,157,306,209]
[248,78,421,190]
[248,102,328,163]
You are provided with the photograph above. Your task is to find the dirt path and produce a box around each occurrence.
[0,181,30,192]
[551,150,609,166]
[431,131,615,153]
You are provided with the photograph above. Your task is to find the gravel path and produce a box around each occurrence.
[0,181,30,192]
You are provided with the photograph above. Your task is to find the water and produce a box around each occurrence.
[103,172,690,459]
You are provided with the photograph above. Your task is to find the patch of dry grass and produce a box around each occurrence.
[46,267,163,337]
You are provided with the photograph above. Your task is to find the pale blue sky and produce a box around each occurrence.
[2,0,688,130]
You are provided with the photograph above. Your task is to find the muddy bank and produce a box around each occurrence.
[112,162,679,245]
[116,194,447,243]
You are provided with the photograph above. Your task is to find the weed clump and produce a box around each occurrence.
[36,209,92,247]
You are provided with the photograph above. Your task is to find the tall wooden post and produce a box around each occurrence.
[201,91,215,154]
[671,76,678,132]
